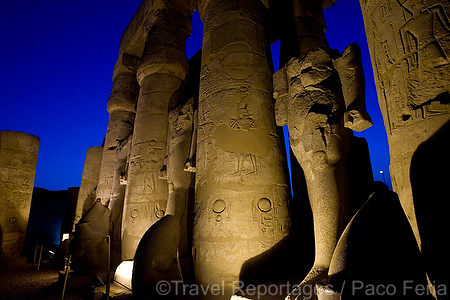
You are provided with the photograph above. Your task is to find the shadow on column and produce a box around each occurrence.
[410,118,450,299]
[239,152,314,289]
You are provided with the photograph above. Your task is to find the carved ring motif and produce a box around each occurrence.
[212,199,226,213]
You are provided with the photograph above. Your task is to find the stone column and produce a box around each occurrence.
[96,55,140,206]
[100,54,140,269]
[194,0,291,297]
[0,131,39,258]
[121,3,190,261]
[73,146,103,231]
[359,0,450,247]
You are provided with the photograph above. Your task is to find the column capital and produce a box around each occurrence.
[112,53,140,82]
[136,3,191,85]
[136,59,189,85]
[197,0,269,20]
[143,1,192,38]
[107,71,140,114]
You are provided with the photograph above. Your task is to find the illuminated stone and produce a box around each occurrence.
[71,200,110,276]
[96,55,140,206]
[0,131,39,258]
[162,98,195,220]
[115,260,134,290]
[73,146,103,231]
[194,0,292,298]
[276,48,353,292]
[121,1,191,262]
[359,0,450,248]
[273,1,372,295]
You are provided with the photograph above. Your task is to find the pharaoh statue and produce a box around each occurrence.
[273,0,372,295]
[160,98,196,220]
[132,98,197,296]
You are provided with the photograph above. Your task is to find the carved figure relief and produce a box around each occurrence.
[398,0,450,107]
[234,153,257,175]
[230,104,255,131]
[363,0,450,133]
[143,172,156,194]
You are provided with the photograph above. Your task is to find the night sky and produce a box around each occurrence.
[0,0,391,191]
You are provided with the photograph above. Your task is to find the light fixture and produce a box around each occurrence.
[115,260,134,290]
[62,233,70,241]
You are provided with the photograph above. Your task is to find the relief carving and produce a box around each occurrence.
[398,0,450,107]
[366,0,450,133]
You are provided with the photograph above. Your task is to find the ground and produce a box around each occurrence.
[0,255,93,300]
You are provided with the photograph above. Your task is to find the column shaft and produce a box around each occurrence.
[359,0,450,247]
[0,131,39,258]
[121,9,190,260]
[96,71,139,205]
[194,0,291,296]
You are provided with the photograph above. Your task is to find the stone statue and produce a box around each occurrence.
[333,43,372,132]
[109,133,132,271]
[159,98,195,220]
[273,2,372,293]
[70,200,110,276]
[275,48,352,291]
[132,98,196,296]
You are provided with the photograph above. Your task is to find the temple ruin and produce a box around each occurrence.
[2,0,449,299]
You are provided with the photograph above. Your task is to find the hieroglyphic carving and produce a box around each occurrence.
[361,0,450,133]
[360,0,450,248]
[193,1,291,295]
[209,199,231,232]
[0,131,39,257]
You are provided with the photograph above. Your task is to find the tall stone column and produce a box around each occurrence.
[0,131,39,258]
[359,0,450,248]
[194,0,291,297]
[121,4,190,261]
[73,146,103,231]
[96,55,140,206]
[101,55,140,269]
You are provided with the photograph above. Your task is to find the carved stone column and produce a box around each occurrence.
[73,146,103,231]
[194,0,291,297]
[89,55,139,271]
[121,4,190,261]
[359,0,450,248]
[96,55,140,206]
[0,131,39,258]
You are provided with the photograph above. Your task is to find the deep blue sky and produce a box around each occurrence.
[0,0,391,191]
